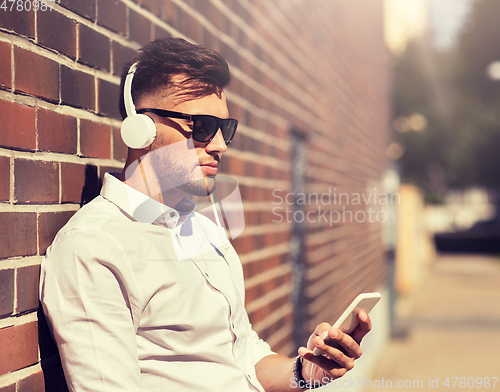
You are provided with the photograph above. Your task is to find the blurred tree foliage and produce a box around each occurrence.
[393,0,500,201]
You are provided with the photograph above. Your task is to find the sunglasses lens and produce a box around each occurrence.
[221,120,237,144]
[193,117,218,142]
[192,116,238,145]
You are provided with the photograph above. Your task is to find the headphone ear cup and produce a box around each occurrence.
[120,114,157,149]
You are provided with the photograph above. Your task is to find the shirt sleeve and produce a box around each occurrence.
[248,324,276,365]
[40,228,143,392]
[219,239,277,366]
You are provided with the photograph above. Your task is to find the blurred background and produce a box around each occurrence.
[386,0,500,256]
[375,0,500,390]
[0,0,499,390]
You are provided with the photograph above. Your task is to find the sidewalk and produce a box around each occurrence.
[369,254,500,391]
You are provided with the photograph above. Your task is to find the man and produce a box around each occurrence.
[40,38,372,391]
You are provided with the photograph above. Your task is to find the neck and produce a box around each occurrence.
[119,152,186,208]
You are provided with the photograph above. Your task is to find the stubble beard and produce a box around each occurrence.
[155,160,216,197]
[149,145,216,197]
[178,176,216,196]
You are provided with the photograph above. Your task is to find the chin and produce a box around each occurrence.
[179,178,216,196]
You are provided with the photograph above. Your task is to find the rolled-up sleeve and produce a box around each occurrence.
[248,325,276,365]
[40,228,143,392]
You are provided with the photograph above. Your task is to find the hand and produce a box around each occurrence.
[297,311,372,386]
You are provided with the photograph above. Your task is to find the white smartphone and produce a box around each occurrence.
[312,292,381,356]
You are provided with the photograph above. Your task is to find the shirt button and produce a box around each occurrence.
[247,375,252,380]
[231,323,235,329]
[169,212,176,218]
[205,272,209,278]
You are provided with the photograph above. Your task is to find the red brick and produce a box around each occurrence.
[80,119,111,159]
[0,100,36,150]
[14,159,59,204]
[154,25,172,40]
[111,41,137,76]
[79,24,110,71]
[60,0,96,21]
[61,162,86,203]
[136,0,163,17]
[37,10,77,58]
[0,322,38,375]
[192,0,208,15]
[218,154,230,174]
[0,156,9,202]
[37,109,77,154]
[0,7,35,38]
[112,126,128,161]
[16,265,41,313]
[0,269,14,317]
[18,370,45,392]
[0,41,11,90]
[201,28,214,49]
[129,9,152,46]
[38,211,75,254]
[97,79,121,119]
[97,0,127,35]
[185,13,203,43]
[0,212,37,259]
[14,48,59,102]
[208,2,225,32]
[162,2,183,31]
[61,66,95,110]
[0,383,16,392]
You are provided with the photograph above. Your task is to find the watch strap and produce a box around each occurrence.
[293,355,323,389]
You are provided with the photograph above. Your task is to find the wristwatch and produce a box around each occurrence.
[293,355,323,389]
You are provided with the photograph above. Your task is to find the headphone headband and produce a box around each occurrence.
[124,62,139,118]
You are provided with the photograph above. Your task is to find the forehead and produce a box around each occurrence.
[137,77,229,118]
[138,74,223,109]
[139,77,186,109]
[173,91,229,118]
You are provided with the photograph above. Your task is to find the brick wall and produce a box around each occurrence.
[0,0,390,390]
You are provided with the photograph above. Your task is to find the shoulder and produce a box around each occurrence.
[45,196,135,264]
[59,196,125,233]
[41,198,143,298]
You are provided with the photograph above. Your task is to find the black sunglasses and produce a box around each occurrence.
[137,108,238,145]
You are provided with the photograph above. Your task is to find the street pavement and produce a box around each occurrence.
[369,254,500,391]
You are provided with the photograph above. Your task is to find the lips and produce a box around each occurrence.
[200,163,218,176]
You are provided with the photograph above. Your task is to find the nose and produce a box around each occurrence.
[206,129,228,154]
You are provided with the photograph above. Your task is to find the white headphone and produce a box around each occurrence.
[120,62,157,149]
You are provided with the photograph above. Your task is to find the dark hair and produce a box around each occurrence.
[119,38,231,119]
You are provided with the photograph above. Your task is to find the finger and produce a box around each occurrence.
[351,311,372,344]
[307,322,332,350]
[312,322,332,338]
[313,331,360,366]
[299,347,348,380]
[323,329,362,359]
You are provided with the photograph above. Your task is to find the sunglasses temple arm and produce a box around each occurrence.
[137,109,192,121]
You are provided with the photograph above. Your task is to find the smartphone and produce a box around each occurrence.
[312,292,381,356]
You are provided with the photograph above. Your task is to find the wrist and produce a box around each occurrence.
[293,355,322,390]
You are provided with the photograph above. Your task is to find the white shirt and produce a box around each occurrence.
[40,173,274,392]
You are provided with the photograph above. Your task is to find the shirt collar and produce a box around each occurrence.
[100,172,194,229]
